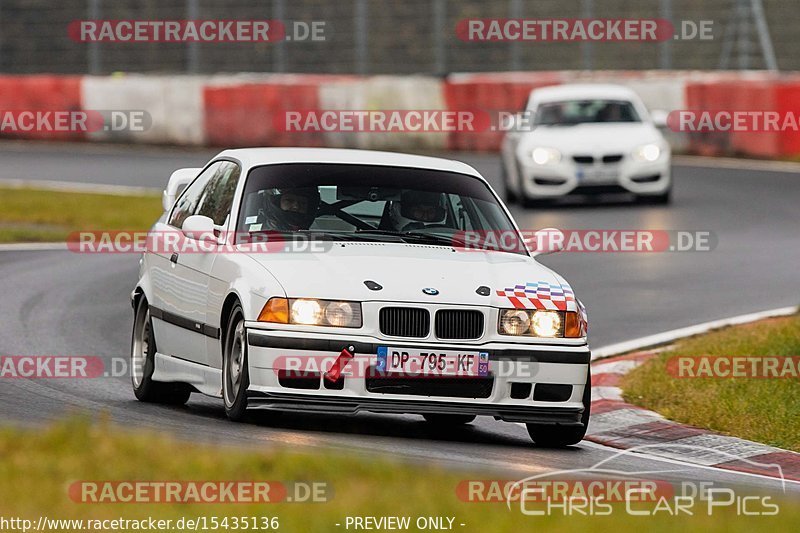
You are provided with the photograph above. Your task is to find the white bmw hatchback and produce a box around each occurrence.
[501,84,672,205]
[131,148,591,446]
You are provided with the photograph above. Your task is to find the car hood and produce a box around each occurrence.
[245,242,565,306]
[518,122,662,154]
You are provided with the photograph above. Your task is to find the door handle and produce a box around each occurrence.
[170,253,179,264]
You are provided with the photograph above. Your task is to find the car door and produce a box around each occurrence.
[186,160,242,369]
[149,161,226,367]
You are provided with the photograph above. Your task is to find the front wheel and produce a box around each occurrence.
[521,196,553,209]
[500,161,517,204]
[422,414,476,425]
[526,373,591,447]
[131,297,191,405]
[637,189,671,205]
[223,303,250,421]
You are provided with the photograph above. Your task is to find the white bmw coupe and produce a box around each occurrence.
[501,84,672,205]
[131,148,591,446]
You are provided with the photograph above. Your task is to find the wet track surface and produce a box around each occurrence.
[0,143,798,491]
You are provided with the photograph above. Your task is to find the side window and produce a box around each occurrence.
[168,162,221,228]
[195,161,241,226]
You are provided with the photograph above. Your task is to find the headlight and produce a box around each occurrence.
[259,298,362,328]
[324,301,358,327]
[531,310,561,338]
[633,143,661,162]
[499,309,583,338]
[499,309,531,335]
[531,147,561,165]
[291,299,323,325]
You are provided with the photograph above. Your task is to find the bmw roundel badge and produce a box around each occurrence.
[422,288,439,296]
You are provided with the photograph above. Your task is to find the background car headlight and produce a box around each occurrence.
[260,298,362,328]
[531,147,561,165]
[633,143,661,162]
[499,309,572,337]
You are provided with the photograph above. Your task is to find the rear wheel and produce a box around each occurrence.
[526,372,591,447]
[131,297,191,405]
[223,303,250,421]
[422,414,476,425]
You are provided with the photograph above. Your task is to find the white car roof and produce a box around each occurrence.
[214,147,483,179]
[530,84,641,104]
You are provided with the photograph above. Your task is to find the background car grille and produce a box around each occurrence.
[435,310,484,340]
[379,307,430,338]
[602,154,624,163]
[572,155,594,164]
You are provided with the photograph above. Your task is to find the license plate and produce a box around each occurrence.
[578,168,618,182]
[376,347,489,377]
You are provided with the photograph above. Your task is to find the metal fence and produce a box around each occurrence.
[0,0,793,74]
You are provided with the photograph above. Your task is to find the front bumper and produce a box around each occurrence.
[516,154,671,199]
[244,328,590,425]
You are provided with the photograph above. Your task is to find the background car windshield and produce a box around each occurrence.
[535,99,641,126]
[237,163,524,254]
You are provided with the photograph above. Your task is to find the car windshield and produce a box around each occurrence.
[236,163,525,255]
[535,99,641,126]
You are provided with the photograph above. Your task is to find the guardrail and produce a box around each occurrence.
[1,71,799,158]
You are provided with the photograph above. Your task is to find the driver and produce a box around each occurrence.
[265,187,320,231]
[389,190,447,231]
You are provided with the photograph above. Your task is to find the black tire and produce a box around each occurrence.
[500,161,517,204]
[526,372,591,447]
[521,196,552,209]
[223,303,250,421]
[638,189,671,205]
[130,297,191,405]
[422,414,476,425]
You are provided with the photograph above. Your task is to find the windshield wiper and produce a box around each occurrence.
[354,229,467,247]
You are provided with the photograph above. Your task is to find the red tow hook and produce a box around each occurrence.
[324,345,355,383]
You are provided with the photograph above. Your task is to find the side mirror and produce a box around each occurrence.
[181,215,216,242]
[162,167,202,211]
[650,110,669,128]
[525,227,565,256]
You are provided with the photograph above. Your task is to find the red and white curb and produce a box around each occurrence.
[586,307,800,483]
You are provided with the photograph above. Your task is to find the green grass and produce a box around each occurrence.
[0,186,162,242]
[0,418,798,532]
[622,313,800,451]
